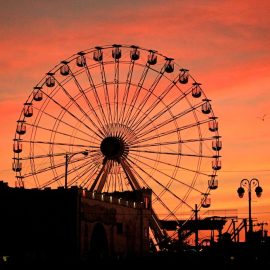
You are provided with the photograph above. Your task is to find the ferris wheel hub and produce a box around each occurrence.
[100,136,128,161]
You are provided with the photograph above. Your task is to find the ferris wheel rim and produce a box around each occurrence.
[13,44,222,246]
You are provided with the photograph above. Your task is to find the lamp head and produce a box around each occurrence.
[237,187,245,198]
[255,186,263,197]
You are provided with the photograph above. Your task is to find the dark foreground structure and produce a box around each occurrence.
[0,181,151,266]
[1,180,270,269]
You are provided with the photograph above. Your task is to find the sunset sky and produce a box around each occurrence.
[1,0,270,235]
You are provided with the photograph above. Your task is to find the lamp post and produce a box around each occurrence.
[237,178,263,234]
[64,150,88,189]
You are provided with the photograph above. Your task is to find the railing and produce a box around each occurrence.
[81,189,149,210]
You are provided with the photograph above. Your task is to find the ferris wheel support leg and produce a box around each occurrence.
[194,204,199,250]
[149,209,168,249]
[120,159,141,190]
[89,161,107,192]
[96,161,112,192]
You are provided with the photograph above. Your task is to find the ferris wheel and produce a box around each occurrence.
[13,44,222,245]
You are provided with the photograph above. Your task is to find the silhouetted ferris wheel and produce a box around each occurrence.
[13,44,222,246]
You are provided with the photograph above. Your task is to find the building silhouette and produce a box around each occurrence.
[0,181,151,265]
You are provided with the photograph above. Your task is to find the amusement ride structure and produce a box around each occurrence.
[13,44,222,249]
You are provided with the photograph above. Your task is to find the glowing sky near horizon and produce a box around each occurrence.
[0,0,270,233]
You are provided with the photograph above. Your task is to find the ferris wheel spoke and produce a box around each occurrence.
[113,59,120,124]
[40,157,92,188]
[40,173,64,188]
[119,61,136,124]
[72,165,96,188]
[138,100,203,138]
[131,79,179,132]
[99,62,113,125]
[20,151,100,162]
[129,148,215,158]
[131,136,215,149]
[108,168,121,192]
[53,77,104,139]
[32,105,97,140]
[116,173,122,191]
[82,164,102,189]
[23,154,94,180]
[109,169,114,191]
[130,153,205,194]
[132,84,193,135]
[104,173,111,192]
[130,151,209,179]
[84,64,110,131]
[120,170,127,191]
[19,151,71,160]
[132,119,211,145]
[40,89,103,139]
[59,160,88,188]
[25,122,95,145]
[115,170,127,192]
[105,166,116,192]
[123,172,131,191]
[65,159,95,187]
[89,159,111,192]
[23,159,65,179]
[134,101,204,140]
[39,169,65,189]
[127,66,167,130]
[81,153,103,188]
[98,161,113,192]
[123,64,150,126]
[69,69,107,136]
[125,156,193,210]
[20,139,99,149]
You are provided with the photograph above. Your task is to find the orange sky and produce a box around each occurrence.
[1,0,270,236]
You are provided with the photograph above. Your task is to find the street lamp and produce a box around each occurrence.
[64,150,88,189]
[237,178,263,233]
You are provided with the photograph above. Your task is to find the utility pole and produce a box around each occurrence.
[194,204,199,249]
[64,151,88,189]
